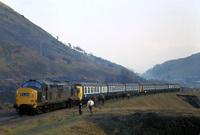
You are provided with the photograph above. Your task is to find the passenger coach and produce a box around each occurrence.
[125,83,140,96]
[74,82,107,102]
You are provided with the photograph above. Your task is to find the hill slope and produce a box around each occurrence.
[142,53,200,88]
[0,2,144,103]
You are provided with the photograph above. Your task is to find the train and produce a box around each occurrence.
[14,79,180,115]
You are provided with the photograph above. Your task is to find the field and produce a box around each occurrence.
[0,90,200,135]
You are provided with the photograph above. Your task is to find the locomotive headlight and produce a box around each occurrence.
[17,90,18,93]
[32,91,34,97]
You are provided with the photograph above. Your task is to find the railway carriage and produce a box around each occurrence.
[141,83,156,93]
[155,84,169,92]
[74,82,108,102]
[107,83,126,98]
[124,83,140,96]
[141,83,181,94]
[168,84,181,92]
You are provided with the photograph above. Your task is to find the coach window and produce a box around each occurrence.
[90,87,93,93]
[91,87,94,93]
[115,86,117,91]
[84,87,87,94]
[92,87,94,93]
[94,87,96,93]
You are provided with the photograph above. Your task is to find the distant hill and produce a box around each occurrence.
[0,2,144,103]
[142,53,200,88]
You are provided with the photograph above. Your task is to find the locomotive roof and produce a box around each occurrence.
[26,79,70,86]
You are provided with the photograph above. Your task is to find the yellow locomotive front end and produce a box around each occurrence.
[15,83,39,115]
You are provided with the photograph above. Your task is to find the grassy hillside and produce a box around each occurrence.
[0,2,144,103]
[0,1,143,82]
[143,53,200,88]
[0,91,200,135]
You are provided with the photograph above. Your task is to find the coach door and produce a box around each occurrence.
[76,86,82,99]
[139,85,143,93]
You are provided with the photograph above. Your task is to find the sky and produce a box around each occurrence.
[1,0,200,73]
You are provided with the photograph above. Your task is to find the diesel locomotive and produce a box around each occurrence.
[15,80,79,115]
[15,79,180,115]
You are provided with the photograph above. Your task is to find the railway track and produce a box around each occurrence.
[0,109,32,126]
[0,97,119,127]
[0,108,53,126]
[0,93,169,127]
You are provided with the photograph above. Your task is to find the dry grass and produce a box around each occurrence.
[0,91,200,135]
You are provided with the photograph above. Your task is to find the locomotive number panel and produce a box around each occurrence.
[20,92,30,97]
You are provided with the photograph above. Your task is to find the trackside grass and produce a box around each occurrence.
[0,91,200,135]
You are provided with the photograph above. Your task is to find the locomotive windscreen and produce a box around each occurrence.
[22,80,42,89]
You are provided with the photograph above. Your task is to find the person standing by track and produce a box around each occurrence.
[87,99,94,116]
[93,96,97,107]
[78,98,83,115]
[101,94,105,105]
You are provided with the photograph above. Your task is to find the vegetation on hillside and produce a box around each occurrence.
[143,53,200,88]
[0,2,144,103]
[0,1,142,82]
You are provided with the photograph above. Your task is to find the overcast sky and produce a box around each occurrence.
[1,0,200,73]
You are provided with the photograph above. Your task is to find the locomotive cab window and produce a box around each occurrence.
[22,81,42,89]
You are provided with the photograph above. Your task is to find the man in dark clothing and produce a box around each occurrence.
[101,94,105,105]
[79,98,83,115]
[123,93,126,99]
